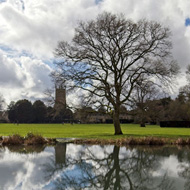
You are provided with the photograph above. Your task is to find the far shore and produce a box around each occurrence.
[1,134,190,147]
[72,137,190,146]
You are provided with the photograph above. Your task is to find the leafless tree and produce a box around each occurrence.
[186,64,190,82]
[0,94,5,111]
[177,64,190,103]
[131,76,162,127]
[53,12,179,135]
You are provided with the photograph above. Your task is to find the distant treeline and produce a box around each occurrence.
[7,99,73,123]
[5,87,190,125]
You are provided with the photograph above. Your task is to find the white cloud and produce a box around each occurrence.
[0,0,100,58]
[0,50,52,105]
[0,51,26,88]
[99,0,190,69]
[0,0,190,104]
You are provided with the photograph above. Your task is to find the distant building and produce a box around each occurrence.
[74,107,133,124]
[53,87,132,123]
[54,87,66,110]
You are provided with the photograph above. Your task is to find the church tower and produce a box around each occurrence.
[54,86,66,110]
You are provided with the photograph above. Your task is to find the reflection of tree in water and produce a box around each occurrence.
[146,146,190,190]
[6,145,45,154]
[44,144,176,190]
[83,146,175,190]
[176,146,190,190]
[179,166,190,190]
[144,146,190,190]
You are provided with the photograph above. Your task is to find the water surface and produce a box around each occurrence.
[0,143,190,190]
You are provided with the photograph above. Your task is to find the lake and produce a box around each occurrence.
[0,143,189,190]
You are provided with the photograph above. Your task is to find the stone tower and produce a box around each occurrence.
[54,87,66,110]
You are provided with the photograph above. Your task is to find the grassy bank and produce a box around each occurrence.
[0,123,190,139]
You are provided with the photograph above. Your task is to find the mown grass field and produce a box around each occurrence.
[0,123,190,139]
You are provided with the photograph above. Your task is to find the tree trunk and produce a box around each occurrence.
[140,122,146,127]
[140,111,146,127]
[104,146,120,189]
[113,110,123,135]
[113,146,121,189]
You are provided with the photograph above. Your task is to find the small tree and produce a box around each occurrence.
[0,94,5,111]
[33,100,47,123]
[8,99,34,123]
[7,101,16,122]
[53,12,179,135]
[131,76,161,127]
[178,64,190,103]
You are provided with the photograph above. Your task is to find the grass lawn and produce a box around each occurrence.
[0,123,190,139]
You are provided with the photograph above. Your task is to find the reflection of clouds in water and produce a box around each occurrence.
[0,147,54,190]
[56,145,188,190]
[152,155,184,179]
[155,155,180,177]
[0,145,189,190]
[151,155,186,190]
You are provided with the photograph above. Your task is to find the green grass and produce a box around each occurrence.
[0,123,190,139]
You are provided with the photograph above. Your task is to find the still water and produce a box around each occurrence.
[0,143,190,190]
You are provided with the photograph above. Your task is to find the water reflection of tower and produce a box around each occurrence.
[54,83,66,110]
[55,143,67,165]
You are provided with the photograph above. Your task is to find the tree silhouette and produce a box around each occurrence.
[53,12,179,135]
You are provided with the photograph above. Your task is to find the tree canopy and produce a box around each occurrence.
[53,12,179,135]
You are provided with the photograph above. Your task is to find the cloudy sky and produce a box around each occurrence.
[0,0,190,107]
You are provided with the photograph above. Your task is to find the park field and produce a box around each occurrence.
[0,123,190,139]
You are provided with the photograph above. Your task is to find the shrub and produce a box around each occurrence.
[175,138,188,145]
[25,133,46,145]
[160,121,190,128]
[0,133,57,146]
[186,138,190,144]
[2,134,24,145]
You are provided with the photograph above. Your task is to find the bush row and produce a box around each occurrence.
[73,137,190,146]
[160,121,190,128]
[0,133,57,146]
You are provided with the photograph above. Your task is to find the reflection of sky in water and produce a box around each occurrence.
[0,147,54,190]
[0,145,189,189]
[151,155,186,189]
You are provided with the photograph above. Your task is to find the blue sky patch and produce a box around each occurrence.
[0,44,36,59]
[185,18,190,26]
[95,0,103,4]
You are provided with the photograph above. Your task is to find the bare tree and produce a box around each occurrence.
[53,12,179,135]
[131,76,162,127]
[0,94,5,111]
[177,64,190,103]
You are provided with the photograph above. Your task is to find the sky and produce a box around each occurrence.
[0,0,190,107]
